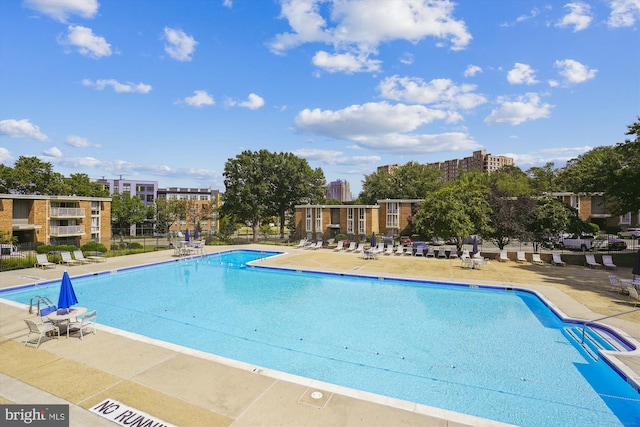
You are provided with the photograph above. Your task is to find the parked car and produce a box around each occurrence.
[618,228,640,239]
[430,237,445,246]
[594,236,627,251]
[400,236,412,245]
[463,235,483,244]
[558,235,595,251]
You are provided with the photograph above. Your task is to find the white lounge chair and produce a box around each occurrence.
[498,250,509,262]
[426,247,436,257]
[394,245,406,256]
[345,241,357,252]
[602,255,617,270]
[24,319,59,348]
[585,254,602,269]
[35,253,56,269]
[353,243,364,253]
[516,251,527,263]
[460,255,474,269]
[461,250,470,259]
[551,254,566,266]
[383,244,395,255]
[607,276,625,293]
[307,241,323,250]
[449,249,458,259]
[60,251,80,266]
[294,239,307,248]
[333,240,345,251]
[72,250,90,264]
[414,246,426,257]
[531,253,545,265]
[68,310,97,340]
[437,248,447,258]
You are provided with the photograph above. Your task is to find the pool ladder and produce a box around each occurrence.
[28,295,56,315]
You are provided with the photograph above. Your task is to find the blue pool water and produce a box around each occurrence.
[2,250,639,426]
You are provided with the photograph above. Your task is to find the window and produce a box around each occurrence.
[386,202,399,228]
[122,184,131,194]
[190,195,198,200]
[146,186,154,192]
[570,195,579,210]
[358,209,366,234]
[620,212,631,225]
[315,207,322,231]
[201,195,209,201]
[306,208,312,231]
[347,208,354,233]
[146,195,154,203]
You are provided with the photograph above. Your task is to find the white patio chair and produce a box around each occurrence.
[68,310,97,340]
[24,319,59,348]
[35,253,56,269]
[607,276,625,293]
[628,286,640,307]
[602,255,617,270]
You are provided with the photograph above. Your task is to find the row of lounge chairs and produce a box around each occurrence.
[35,251,105,269]
[497,250,618,269]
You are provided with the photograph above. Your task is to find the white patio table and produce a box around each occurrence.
[46,307,87,338]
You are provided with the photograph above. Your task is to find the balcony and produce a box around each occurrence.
[50,226,85,237]
[50,207,85,218]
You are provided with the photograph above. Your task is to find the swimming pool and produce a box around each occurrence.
[2,250,639,426]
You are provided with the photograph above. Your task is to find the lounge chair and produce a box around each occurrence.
[394,245,407,256]
[449,249,459,259]
[60,251,80,266]
[437,248,447,258]
[498,250,509,262]
[607,276,625,293]
[414,246,425,257]
[72,250,90,264]
[294,239,307,248]
[602,255,617,270]
[353,243,364,253]
[551,254,566,266]
[383,244,395,255]
[307,241,323,250]
[403,245,413,256]
[425,247,435,257]
[460,255,474,269]
[628,286,640,307]
[333,240,345,251]
[68,310,97,340]
[531,253,545,265]
[24,319,59,348]
[35,253,56,269]
[461,250,470,259]
[345,241,357,252]
[516,251,527,263]
[87,253,106,262]
[585,254,602,269]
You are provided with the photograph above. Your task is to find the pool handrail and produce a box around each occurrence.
[580,308,640,344]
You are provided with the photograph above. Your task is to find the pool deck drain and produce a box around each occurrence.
[1,244,639,427]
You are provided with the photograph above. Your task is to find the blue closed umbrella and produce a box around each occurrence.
[371,232,376,248]
[472,236,478,255]
[194,227,199,240]
[58,271,78,313]
[185,228,190,242]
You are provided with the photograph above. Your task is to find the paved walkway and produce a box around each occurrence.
[1,245,639,427]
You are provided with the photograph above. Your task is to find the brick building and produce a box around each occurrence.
[0,194,111,247]
[157,187,221,236]
[428,150,514,181]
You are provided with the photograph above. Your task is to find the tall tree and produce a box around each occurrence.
[63,173,110,197]
[559,118,640,214]
[526,162,561,194]
[2,156,65,194]
[359,161,443,204]
[487,189,536,250]
[488,165,534,196]
[413,174,492,253]
[111,192,146,236]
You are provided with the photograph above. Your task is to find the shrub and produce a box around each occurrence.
[81,241,107,253]
[128,242,143,249]
[335,233,348,241]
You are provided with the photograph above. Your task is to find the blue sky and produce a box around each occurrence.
[1,0,638,196]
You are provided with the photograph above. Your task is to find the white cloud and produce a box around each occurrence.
[66,135,99,147]
[178,90,215,107]
[225,93,265,109]
[82,78,152,93]
[163,27,197,61]
[292,148,381,165]
[223,0,233,8]
[295,101,480,153]
[269,0,471,74]
[554,59,597,84]
[0,147,13,163]
[312,51,381,73]
[378,75,487,110]
[556,2,593,32]
[58,25,112,58]
[506,146,593,167]
[463,65,482,77]
[484,93,553,125]
[500,7,541,27]
[23,0,98,22]
[0,119,49,141]
[43,146,63,157]
[507,63,538,85]
[399,53,413,65]
[608,0,640,27]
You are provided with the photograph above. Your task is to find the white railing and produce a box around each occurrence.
[50,207,85,217]
[50,226,85,236]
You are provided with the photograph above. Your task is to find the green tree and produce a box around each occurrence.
[63,173,110,197]
[487,189,536,250]
[488,165,534,196]
[527,197,584,249]
[2,156,65,194]
[413,174,492,253]
[358,162,444,204]
[111,192,146,236]
[560,118,640,214]
[527,162,561,194]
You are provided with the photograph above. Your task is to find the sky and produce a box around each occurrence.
[1,0,639,197]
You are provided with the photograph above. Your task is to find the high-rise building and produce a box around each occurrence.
[327,179,352,202]
[429,150,514,181]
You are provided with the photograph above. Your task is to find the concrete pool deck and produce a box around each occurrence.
[1,244,639,426]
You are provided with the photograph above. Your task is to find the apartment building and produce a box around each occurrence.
[96,177,158,206]
[157,187,221,236]
[429,150,514,181]
[327,179,353,202]
[550,192,639,230]
[0,194,111,247]
[293,204,380,242]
